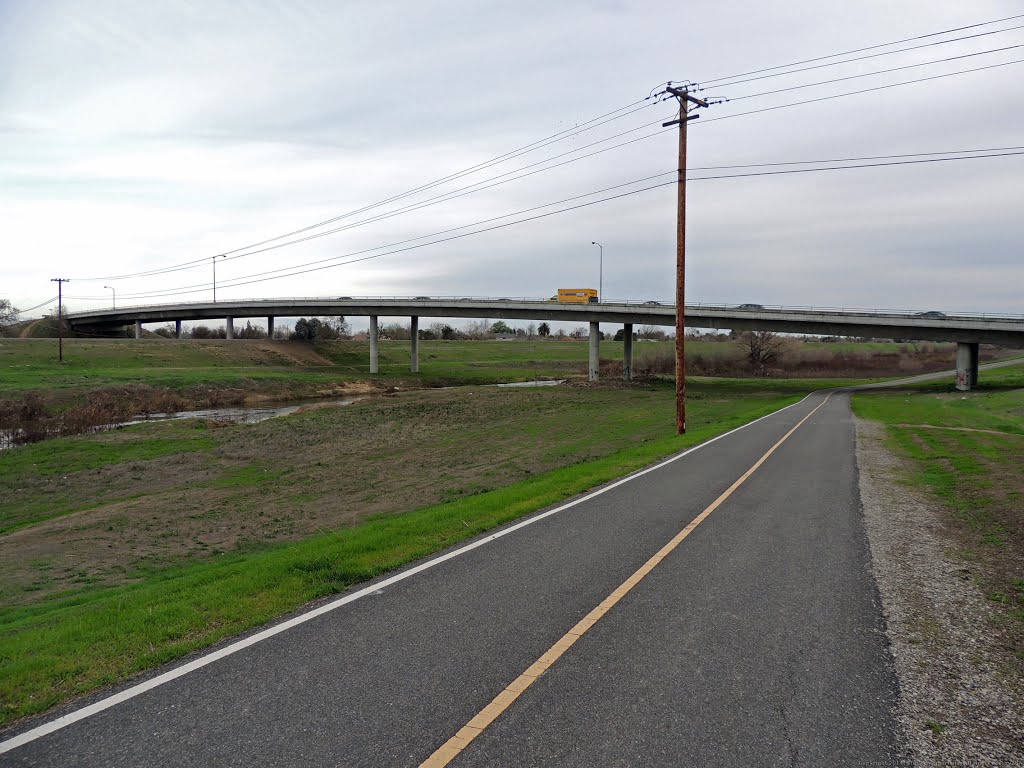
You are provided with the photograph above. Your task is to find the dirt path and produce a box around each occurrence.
[856,418,1024,767]
[18,320,42,338]
[893,423,1020,436]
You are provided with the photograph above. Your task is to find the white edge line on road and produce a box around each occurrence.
[0,392,817,754]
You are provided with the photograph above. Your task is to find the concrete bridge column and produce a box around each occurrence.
[623,323,633,381]
[225,317,234,340]
[369,316,379,374]
[410,316,419,373]
[589,322,600,382]
[134,320,142,339]
[267,317,274,340]
[955,341,980,391]
[174,320,182,339]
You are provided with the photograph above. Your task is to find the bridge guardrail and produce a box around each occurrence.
[65,296,1024,322]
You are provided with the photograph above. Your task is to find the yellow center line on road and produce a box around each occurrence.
[419,393,833,768]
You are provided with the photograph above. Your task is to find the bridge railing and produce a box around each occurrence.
[65,296,1024,322]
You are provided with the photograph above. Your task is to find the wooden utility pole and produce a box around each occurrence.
[50,278,69,363]
[663,86,708,435]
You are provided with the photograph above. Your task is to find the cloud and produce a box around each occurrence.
[1,0,1022,317]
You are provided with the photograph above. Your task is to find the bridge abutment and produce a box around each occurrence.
[589,322,600,382]
[956,341,980,391]
[623,323,633,381]
[369,316,379,373]
[410,316,419,373]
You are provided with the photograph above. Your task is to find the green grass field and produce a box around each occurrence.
[0,370,835,726]
[852,363,1024,663]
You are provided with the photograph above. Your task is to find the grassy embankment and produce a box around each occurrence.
[0,335,866,727]
[852,363,1024,665]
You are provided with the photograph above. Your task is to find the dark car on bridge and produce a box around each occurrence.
[914,310,947,319]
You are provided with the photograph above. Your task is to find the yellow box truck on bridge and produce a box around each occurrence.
[550,288,599,304]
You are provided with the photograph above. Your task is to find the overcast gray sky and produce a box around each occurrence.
[2,0,1022,320]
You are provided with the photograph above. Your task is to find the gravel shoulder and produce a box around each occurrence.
[856,417,1024,767]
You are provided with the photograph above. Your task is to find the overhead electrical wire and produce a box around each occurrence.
[11,297,58,314]
[695,13,1024,86]
[66,14,1024,293]
[725,43,1024,101]
[698,57,1024,125]
[72,113,676,282]
[699,22,1024,90]
[73,99,661,281]
[91,148,1024,302]
[69,52,1024,292]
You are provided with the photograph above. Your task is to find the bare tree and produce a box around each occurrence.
[741,330,788,375]
[637,324,666,340]
[0,299,19,327]
[526,322,536,339]
[463,320,492,340]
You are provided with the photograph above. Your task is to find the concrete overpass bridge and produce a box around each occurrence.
[66,297,1024,391]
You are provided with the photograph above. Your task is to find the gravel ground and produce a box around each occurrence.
[856,418,1024,767]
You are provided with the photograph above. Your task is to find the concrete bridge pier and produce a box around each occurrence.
[175,320,182,339]
[134,320,142,339]
[410,316,420,372]
[225,317,234,340]
[267,317,275,339]
[589,322,600,382]
[369,316,379,374]
[623,323,633,381]
[955,341,980,391]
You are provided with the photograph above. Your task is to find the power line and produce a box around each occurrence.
[99,148,1024,302]
[12,297,58,314]
[702,22,1024,90]
[85,52,1024,285]
[726,43,1024,101]
[217,101,660,256]
[73,113,675,282]
[66,26,1024,289]
[105,173,682,299]
[698,57,1024,125]
[72,99,660,282]
[689,149,1024,181]
[696,13,1024,86]
[689,145,1024,171]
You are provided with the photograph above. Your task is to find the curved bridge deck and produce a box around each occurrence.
[66,297,1024,391]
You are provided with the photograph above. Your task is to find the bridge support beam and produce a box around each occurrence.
[955,341,980,391]
[175,320,182,339]
[589,322,600,382]
[369,316,379,374]
[267,317,274,340]
[410,316,419,373]
[134,320,142,339]
[623,323,633,381]
[225,317,234,340]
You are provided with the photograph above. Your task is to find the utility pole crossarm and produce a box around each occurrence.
[665,86,709,107]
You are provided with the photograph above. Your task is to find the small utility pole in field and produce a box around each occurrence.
[50,278,70,363]
[662,84,710,435]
